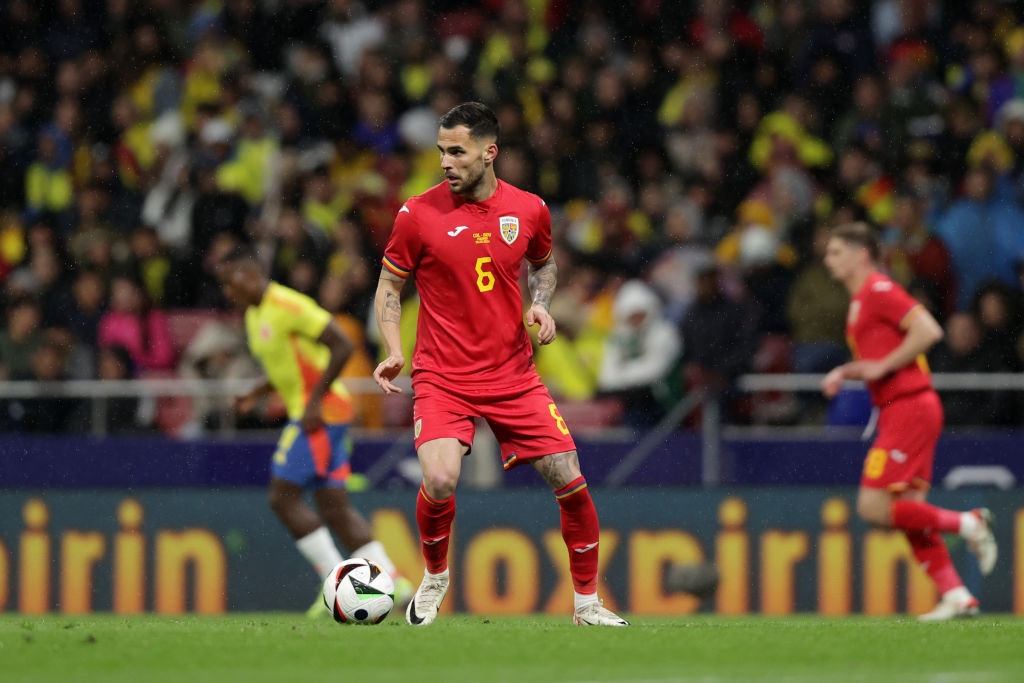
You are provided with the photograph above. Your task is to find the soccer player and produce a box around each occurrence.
[372,102,628,627]
[217,246,412,613]
[821,223,997,621]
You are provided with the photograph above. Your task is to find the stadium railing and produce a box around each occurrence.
[2,373,1021,486]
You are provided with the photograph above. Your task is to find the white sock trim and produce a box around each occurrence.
[295,527,343,578]
[959,511,980,538]
[574,591,599,610]
[425,567,450,579]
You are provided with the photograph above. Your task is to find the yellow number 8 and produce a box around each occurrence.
[475,257,495,292]
[864,448,887,479]
[549,403,569,435]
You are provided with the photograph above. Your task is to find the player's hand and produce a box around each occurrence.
[526,304,556,345]
[301,398,324,433]
[373,355,405,394]
[849,359,888,383]
[234,390,261,415]
[821,367,845,398]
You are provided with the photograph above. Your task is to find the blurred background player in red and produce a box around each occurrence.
[821,223,997,621]
[218,246,412,615]
[372,102,628,627]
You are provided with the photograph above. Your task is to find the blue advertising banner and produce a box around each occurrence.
[0,488,1020,616]
[2,431,1023,487]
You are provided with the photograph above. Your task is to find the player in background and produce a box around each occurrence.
[218,246,412,614]
[821,223,997,621]
[373,102,628,627]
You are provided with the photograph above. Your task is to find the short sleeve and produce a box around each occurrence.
[282,290,333,340]
[526,198,552,265]
[382,203,422,278]
[871,279,920,327]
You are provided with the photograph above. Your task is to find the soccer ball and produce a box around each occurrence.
[322,558,395,625]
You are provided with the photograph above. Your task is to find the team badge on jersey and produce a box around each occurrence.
[499,216,520,245]
[414,418,422,439]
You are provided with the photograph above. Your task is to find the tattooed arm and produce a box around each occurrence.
[526,258,558,345]
[372,267,407,394]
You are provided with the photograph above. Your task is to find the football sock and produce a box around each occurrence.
[554,476,599,595]
[352,540,398,577]
[295,526,344,578]
[890,500,961,533]
[416,484,455,574]
[574,591,599,611]
[905,529,963,594]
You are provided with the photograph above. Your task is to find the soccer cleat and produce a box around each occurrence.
[917,591,980,622]
[965,508,998,576]
[393,576,415,610]
[572,600,630,626]
[307,591,329,619]
[405,571,449,626]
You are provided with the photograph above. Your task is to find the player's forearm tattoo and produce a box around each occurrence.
[528,260,558,311]
[382,290,401,324]
[532,450,581,489]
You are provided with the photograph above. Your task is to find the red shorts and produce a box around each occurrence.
[860,390,943,492]
[412,373,576,469]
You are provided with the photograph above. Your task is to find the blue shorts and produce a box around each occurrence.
[271,422,351,489]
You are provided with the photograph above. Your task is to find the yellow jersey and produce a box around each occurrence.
[245,282,353,423]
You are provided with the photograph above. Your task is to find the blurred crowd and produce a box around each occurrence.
[3,0,1024,434]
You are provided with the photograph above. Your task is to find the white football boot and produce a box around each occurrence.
[918,587,980,622]
[405,570,449,626]
[573,600,630,626]
[964,508,998,576]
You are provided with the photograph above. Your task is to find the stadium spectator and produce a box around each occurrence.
[786,225,849,374]
[97,275,175,373]
[930,311,1017,426]
[7,1,1024,433]
[937,166,1024,309]
[598,279,682,427]
[0,296,44,380]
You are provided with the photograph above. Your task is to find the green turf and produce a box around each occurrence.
[2,613,1022,682]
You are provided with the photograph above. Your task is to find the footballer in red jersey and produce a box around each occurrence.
[822,223,996,620]
[373,102,627,628]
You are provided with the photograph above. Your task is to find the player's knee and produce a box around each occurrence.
[268,488,292,516]
[856,497,888,526]
[422,471,458,500]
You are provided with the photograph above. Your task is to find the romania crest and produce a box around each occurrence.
[499,216,520,245]
[414,418,422,439]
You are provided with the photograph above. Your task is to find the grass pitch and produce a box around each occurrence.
[2,613,1022,682]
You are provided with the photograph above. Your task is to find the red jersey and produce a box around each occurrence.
[382,180,552,388]
[846,271,933,406]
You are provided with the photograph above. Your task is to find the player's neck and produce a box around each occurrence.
[844,266,876,294]
[463,172,499,203]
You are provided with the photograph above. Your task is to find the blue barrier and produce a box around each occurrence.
[1,430,1022,488]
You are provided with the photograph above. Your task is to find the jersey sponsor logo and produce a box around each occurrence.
[447,225,469,237]
[871,280,893,292]
[499,216,520,245]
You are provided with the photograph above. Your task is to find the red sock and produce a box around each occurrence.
[416,485,455,574]
[904,529,963,594]
[891,500,961,533]
[554,476,599,594]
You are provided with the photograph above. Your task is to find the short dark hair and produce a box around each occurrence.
[219,244,262,269]
[439,102,500,142]
[830,222,880,261]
